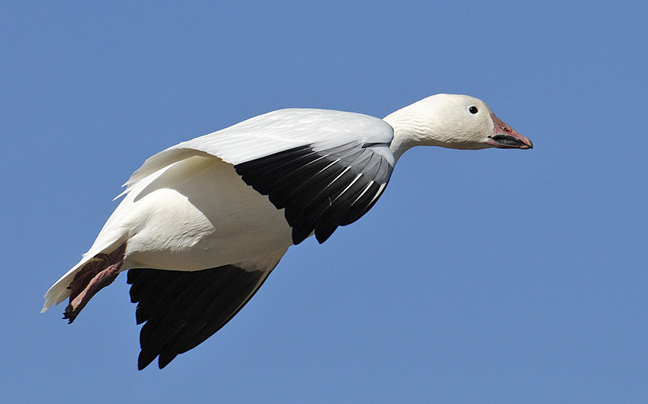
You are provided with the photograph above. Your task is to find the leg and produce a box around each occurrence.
[64,243,126,323]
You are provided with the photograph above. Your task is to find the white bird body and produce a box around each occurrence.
[43,109,393,310]
[117,156,292,269]
[42,94,532,369]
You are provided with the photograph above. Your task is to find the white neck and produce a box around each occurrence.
[383,104,443,162]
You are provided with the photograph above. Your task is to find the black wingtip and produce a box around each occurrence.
[236,143,393,247]
[128,265,274,370]
[158,352,176,369]
[137,352,155,371]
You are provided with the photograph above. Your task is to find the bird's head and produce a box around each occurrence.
[385,94,533,158]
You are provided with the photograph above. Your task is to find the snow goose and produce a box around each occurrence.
[42,93,532,369]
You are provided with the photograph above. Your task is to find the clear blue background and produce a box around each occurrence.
[2,1,646,403]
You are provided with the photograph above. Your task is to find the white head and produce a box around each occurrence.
[384,94,532,160]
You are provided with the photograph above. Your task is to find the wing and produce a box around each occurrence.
[128,249,286,370]
[125,108,396,244]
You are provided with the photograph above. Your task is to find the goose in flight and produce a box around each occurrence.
[42,93,533,369]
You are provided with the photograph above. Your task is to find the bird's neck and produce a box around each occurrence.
[384,108,443,162]
[388,130,418,162]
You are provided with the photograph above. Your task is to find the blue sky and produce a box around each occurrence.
[2,1,647,403]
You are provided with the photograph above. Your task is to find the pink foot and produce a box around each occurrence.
[64,243,126,323]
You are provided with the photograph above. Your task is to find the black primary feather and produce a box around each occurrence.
[127,265,272,370]
[235,142,394,244]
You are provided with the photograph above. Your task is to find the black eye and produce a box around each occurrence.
[469,106,478,114]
